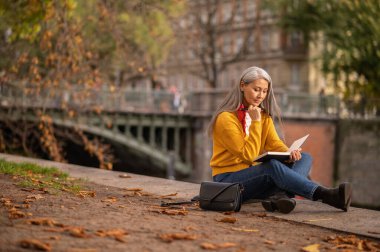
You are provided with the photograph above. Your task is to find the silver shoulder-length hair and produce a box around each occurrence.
[207,66,282,136]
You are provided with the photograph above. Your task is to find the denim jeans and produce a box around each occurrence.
[213,153,319,201]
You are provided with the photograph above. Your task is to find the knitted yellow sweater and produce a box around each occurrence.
[210,111,288,176]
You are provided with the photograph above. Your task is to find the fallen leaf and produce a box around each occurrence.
[158,233,197,243]
[158,193,178,199]
[101,197,117,203]
[216,217,237,224]
[21,188,35,192]
[139,191,153,196]
[124,188,143,192]
[26,194,44,200]
[231,227,259,232]
[8,208,31,219]
[25,218,63,227]
[183,226,198,232]
[331,244,357,249]
[264,240,276,245]
[119,174,131,178]
[48,236,60,240]
[325,234,380,251]
[42,227,65,233]
[201,242,237,250]
[96,228,128,243]
[149,207,188,216]
[65,227,89,238]
[0,197,12,203]
[301,243,320,252]
[0,197,13,208]
[251,213,267,217]
[19,239,51,251]
[78,191,96,198]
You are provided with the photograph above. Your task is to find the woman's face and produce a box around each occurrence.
[241,78,269,107]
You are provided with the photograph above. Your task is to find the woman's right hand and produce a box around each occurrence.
[248,105,261,121]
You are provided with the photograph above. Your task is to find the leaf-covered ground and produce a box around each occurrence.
[1,173,379,252]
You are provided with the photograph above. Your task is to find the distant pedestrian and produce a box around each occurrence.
[319,87,327,114]
[208,66,352,214]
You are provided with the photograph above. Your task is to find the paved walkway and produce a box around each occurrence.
[1,153,379,240]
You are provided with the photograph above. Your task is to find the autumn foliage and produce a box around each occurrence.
[0,0,184,168]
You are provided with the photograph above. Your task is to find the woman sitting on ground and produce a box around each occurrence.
[208,66,352,214]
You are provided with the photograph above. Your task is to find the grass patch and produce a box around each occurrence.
[0,159,84,194]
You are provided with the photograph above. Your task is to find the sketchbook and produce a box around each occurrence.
[253,134,309,163]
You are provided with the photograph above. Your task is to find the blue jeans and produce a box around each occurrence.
[213,153,319,201]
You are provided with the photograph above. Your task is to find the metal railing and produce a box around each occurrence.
[1,84,379,118]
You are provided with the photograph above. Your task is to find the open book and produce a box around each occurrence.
[253,134,309,163]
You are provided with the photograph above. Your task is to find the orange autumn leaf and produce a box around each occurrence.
[96,228,128,243]
[65,227,89,238]
[301,243,320,252]
[158,233,197,243]
[101,196,117,203]
[231,227,259,233]
[158,193,178,199]
[26,194,44,200]
[78,191,96,198]
[150,207,188,216]
[124,188,143,192]
[25,218,63,227]
[264,240,276,245]
[183,226,198,232]
[325,234,379,251]
[19,239,51,251]
[216,217,237,224]
[8,208,31,219]
[0,197,13,208]
[201,242,237,250]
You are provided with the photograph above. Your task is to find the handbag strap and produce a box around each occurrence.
[206,183,242,202]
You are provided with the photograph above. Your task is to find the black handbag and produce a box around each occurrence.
[198,181,244,212]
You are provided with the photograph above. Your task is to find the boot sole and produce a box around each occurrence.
[261,200,276,212]
[261,199,296,214]
[276,198,296,214]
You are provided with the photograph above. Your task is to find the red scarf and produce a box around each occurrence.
[237,104,247,135]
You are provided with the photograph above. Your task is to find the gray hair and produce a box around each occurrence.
[207,66,283,136]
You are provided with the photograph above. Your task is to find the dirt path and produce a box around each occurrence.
[1,174,379,252]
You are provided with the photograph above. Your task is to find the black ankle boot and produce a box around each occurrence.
[321,183,352,211]
[261,191,296,214]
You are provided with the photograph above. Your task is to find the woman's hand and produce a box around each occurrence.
[247,105,262,121]
[288,148,302,162]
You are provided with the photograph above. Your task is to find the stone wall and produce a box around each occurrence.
[336,119,380,208]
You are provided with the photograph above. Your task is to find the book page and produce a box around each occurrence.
[289,134,309,152]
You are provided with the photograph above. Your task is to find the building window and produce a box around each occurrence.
[246,1,256,20]
[289,31,303,48]
[248,33,256,52]
[270,30,280,51]
[291,63,301,90]
[261,30,270,52]
[234,1,244,23]
[223,2,232,22]
[235,34,243,54]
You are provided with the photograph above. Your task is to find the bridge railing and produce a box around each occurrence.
[0,84,378,118]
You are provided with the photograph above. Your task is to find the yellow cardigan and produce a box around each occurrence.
[210,111,288,176]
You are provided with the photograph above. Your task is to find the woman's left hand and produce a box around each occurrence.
[289,148,302,162]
